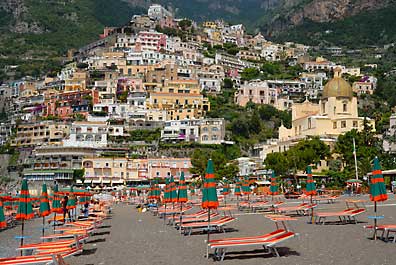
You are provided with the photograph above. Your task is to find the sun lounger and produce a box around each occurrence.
[209,231,297,261]
[17,236,84,253]
[364,224,396,242]
[181,216,235,236]
[0,246,82,265]
[174,213,219,225]
[315,208,365,224]
[275,203,316,215]
[208,229,287,244]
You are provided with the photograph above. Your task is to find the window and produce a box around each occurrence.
[353,121,358,128]
[343,103,347,112]
[308,118,312,129]
[212,127,219,132]
[333,122,337,129]
[341,121,346,128]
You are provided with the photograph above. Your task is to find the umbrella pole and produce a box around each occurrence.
[310,194,314,224]
[42,216,45,239]
[224,195,226,207]
[163,203,166,224]
[20,219,24,255]
[179,202,183,234]
[374,201,378,240]
[207,208,211,244]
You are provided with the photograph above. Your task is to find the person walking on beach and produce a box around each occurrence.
[61,195,70,222]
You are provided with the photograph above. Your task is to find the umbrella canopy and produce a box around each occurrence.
[148,181,156,200]
[51,184,62,214]
[153,179,161,200]
[190,184,195,195]
[305,166,317,196]
[0,199,6,229]
[164,178,170,203]
[269,171,279,195]
[169,175,178,203]
[0,193,13,201]
[39,183,51,217]
[346,179,363,183]
[66,186,77,210]
[222,180,230,195]
[242,177,251,195]
[234,178,242,196]
[370,157,388,202]
[16,179,34,220]
[202,160,219,209]
[177,172,188,203]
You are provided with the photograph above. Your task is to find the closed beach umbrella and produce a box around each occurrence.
[148,181,155,200]
[305,166,317,196]
[202,159,219,244]
[16,179,34,249]
[190,184,195,196]
[305,166,316,223]
[66,186,76,210]
[0,199,6,229]
[51,184,62,214]
[242,177,251,195]
[234,178,242,196]
[269,171,279,199]
[177,172,188,203]
[222,180,230,195]
[222,180,230,206]
[153,178,161,200]
[370,157,388,239]
[169,175,178,203]
[39,183,51,217]
[164,178,170,203]
[39,183,51,237]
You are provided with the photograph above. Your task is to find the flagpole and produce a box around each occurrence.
[353,138,358,180]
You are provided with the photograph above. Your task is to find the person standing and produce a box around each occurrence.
[61,195,70,222]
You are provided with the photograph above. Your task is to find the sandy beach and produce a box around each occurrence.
[2,195,396,265]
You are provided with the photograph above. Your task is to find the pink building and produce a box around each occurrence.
[137,158,192,179]
[135,31,167,52]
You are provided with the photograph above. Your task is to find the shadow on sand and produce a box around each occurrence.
[211,247,300,261]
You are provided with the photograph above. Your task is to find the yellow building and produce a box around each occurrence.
[147,80,210,119]
[279,68,375,142]
[64,71,87,91]
[118,64,156,78]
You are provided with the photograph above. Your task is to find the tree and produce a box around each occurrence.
[241,67,260,81]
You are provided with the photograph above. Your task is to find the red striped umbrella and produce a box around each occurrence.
[305,166,316,223]
[269,171,279,199]
[370,157,388,239]
[0,199,6,229]
[16,179,34,250]
[202,159,219,244]
[169,175,178,203]
[39,183,51,237]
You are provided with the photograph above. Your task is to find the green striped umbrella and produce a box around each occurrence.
[190,183,195,196]
[148,181,156,200]
[201,159,219,245]
[0,199,6,229]
[222,180,230,195]
[51,184,62,214]
[16,179,34,249]
[39,183,51,217]
[305,166,317,196]
[305,166,316,223]
[177,172,188,203]
[234,178,242,196]
[16,179,34,220]
[153,178,161,200]
[269,171,279,197]
[242,177,251,195]
[164,178,170,203]
[66,186,77,210]
[39,183,51,237]
[169,175,178,203]
[370,157,388,239]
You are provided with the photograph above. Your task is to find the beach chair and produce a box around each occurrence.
[0,246,82,265]
[314,208,365,225]
[174,212,219,225]
[181,216,236,236]
[209,231,297,261]
[364,224,396,242]
[275,203,316,215]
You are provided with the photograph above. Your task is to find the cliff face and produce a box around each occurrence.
[0,0,43,33]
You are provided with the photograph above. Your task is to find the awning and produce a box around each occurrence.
[112,179,124,184]
[102,179,111,184]
[92,179,101,184]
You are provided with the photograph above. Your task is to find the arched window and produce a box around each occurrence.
[343,102,348,112]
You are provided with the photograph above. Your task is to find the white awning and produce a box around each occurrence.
[102,179,111,184]
[92,179,101,184]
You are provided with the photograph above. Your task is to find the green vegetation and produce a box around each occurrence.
[273,4,396,48]
[109,129,161,144]
[241,62,302,81]
[264,137,331,176]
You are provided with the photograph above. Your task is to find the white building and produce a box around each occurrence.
[63,122,108,148]
[148,4,172,20]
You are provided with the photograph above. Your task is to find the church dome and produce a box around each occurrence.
[322,67,353,99]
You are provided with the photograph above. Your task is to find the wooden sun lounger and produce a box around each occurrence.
[209,231,297,261]
[0,246,82,265]
[181,216,236,236]
[315,208,365,224]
